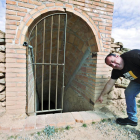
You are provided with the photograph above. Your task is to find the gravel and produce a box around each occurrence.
[2,119,140,140]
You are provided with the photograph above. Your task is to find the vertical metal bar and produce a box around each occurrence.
[26,42,29,114]
[34,25,37,112]
[55,15,60,109]
[48,16,53,110]
[61,14,67,110]
[41,20,45,111]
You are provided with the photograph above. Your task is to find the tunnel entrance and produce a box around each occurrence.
[27,13,67,115]
[26,11,98,115]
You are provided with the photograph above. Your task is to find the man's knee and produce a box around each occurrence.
[124,88,131,96]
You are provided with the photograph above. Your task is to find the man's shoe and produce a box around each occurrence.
[116,118,137,126]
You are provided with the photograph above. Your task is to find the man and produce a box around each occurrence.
[96,49,140,126]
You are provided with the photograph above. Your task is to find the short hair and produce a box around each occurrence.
[105,53,116,64]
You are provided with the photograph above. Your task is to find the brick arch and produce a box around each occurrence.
[18,6,102,52]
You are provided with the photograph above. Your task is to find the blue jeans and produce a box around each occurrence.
[125,81,140,122]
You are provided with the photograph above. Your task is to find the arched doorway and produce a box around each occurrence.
[26,11,98,115]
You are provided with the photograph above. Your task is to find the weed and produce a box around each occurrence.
[44,125,55,137]
[8,136,14,139]
[137,100,140,104]
[8,135,18,139]
[82,123,87,127]
[65,125,71,130]
[108,118,111,121]
[37,131,41,136]
[101,119,106,123]
[92,122,95,124]
[137,104,140,108]
[55,127,65,133]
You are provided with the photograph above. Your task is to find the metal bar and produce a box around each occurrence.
[28,63,64,65]
[55,15,60,109]
[29,13,67,39]
[34,25,37,112]
[48,16,53,110]
[41,19,45,111]
[26,42,29,114]
[29,109,62,114]
[61,14,67,111]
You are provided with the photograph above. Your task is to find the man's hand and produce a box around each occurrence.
[96,96,103,103]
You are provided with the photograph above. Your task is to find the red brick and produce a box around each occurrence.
[7,87,26,92]
[6,101,16,105]
[99,30,111,34]
[28,0,42,6]
[6,92,16,97]
[46,3,55,7]
[6,63,26,68]
[6,34,15,39]
[17,50,26,54]
[6,5,28,12]
[6,58,16,62]
[29,8,37,15]
[6,39,13,43]
[16,59,26,63]
[101,0,114,5]
[17,12,26,17]
[6,73,17,78]
[17,83,26,86]
[6,68,26,73]
[23,14,31,22]
[18,2,35,9]
[6,44,25,49]
[6,20,20,25]
[6,15,21,21]
[69,0,84,6]
[6,29,16,35]
[6,49,16,53]
[6,0,16,5]
[106,26,112,30]
[32,12,41,19]
[99,22,112,26]
[65,4,73,9]
[17,92,26,96]
[6,53,26,58]
[6,25,17,30]
[6,10,17,15]
[104,45,110,48]
[100,15,113,20]
[37,4,46,10]
[103,37,111,41]
[55,2,63,6]
[99,26,105,29]
[26,18,33,26]
[6,77,26,82]
[40,8,48,14]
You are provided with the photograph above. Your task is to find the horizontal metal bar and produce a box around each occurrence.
[28,63,64,65]
[29,109,62,114]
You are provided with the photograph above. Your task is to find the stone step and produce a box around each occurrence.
[0,110,115,132]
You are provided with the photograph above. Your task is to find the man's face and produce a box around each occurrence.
[106,55,124,70]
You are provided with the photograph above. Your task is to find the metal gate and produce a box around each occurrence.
[25,13,67,114]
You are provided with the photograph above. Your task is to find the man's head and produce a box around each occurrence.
[105,53,124,70]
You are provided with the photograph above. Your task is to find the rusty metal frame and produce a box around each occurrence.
[27,13,67,114]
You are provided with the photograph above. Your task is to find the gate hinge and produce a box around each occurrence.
[90,99,94,106]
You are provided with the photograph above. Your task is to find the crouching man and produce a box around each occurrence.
[96,49,140,126]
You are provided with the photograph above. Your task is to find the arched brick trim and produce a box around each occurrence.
[18,5,103,52]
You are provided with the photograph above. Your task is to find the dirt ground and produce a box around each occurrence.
[0,103,140,140]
